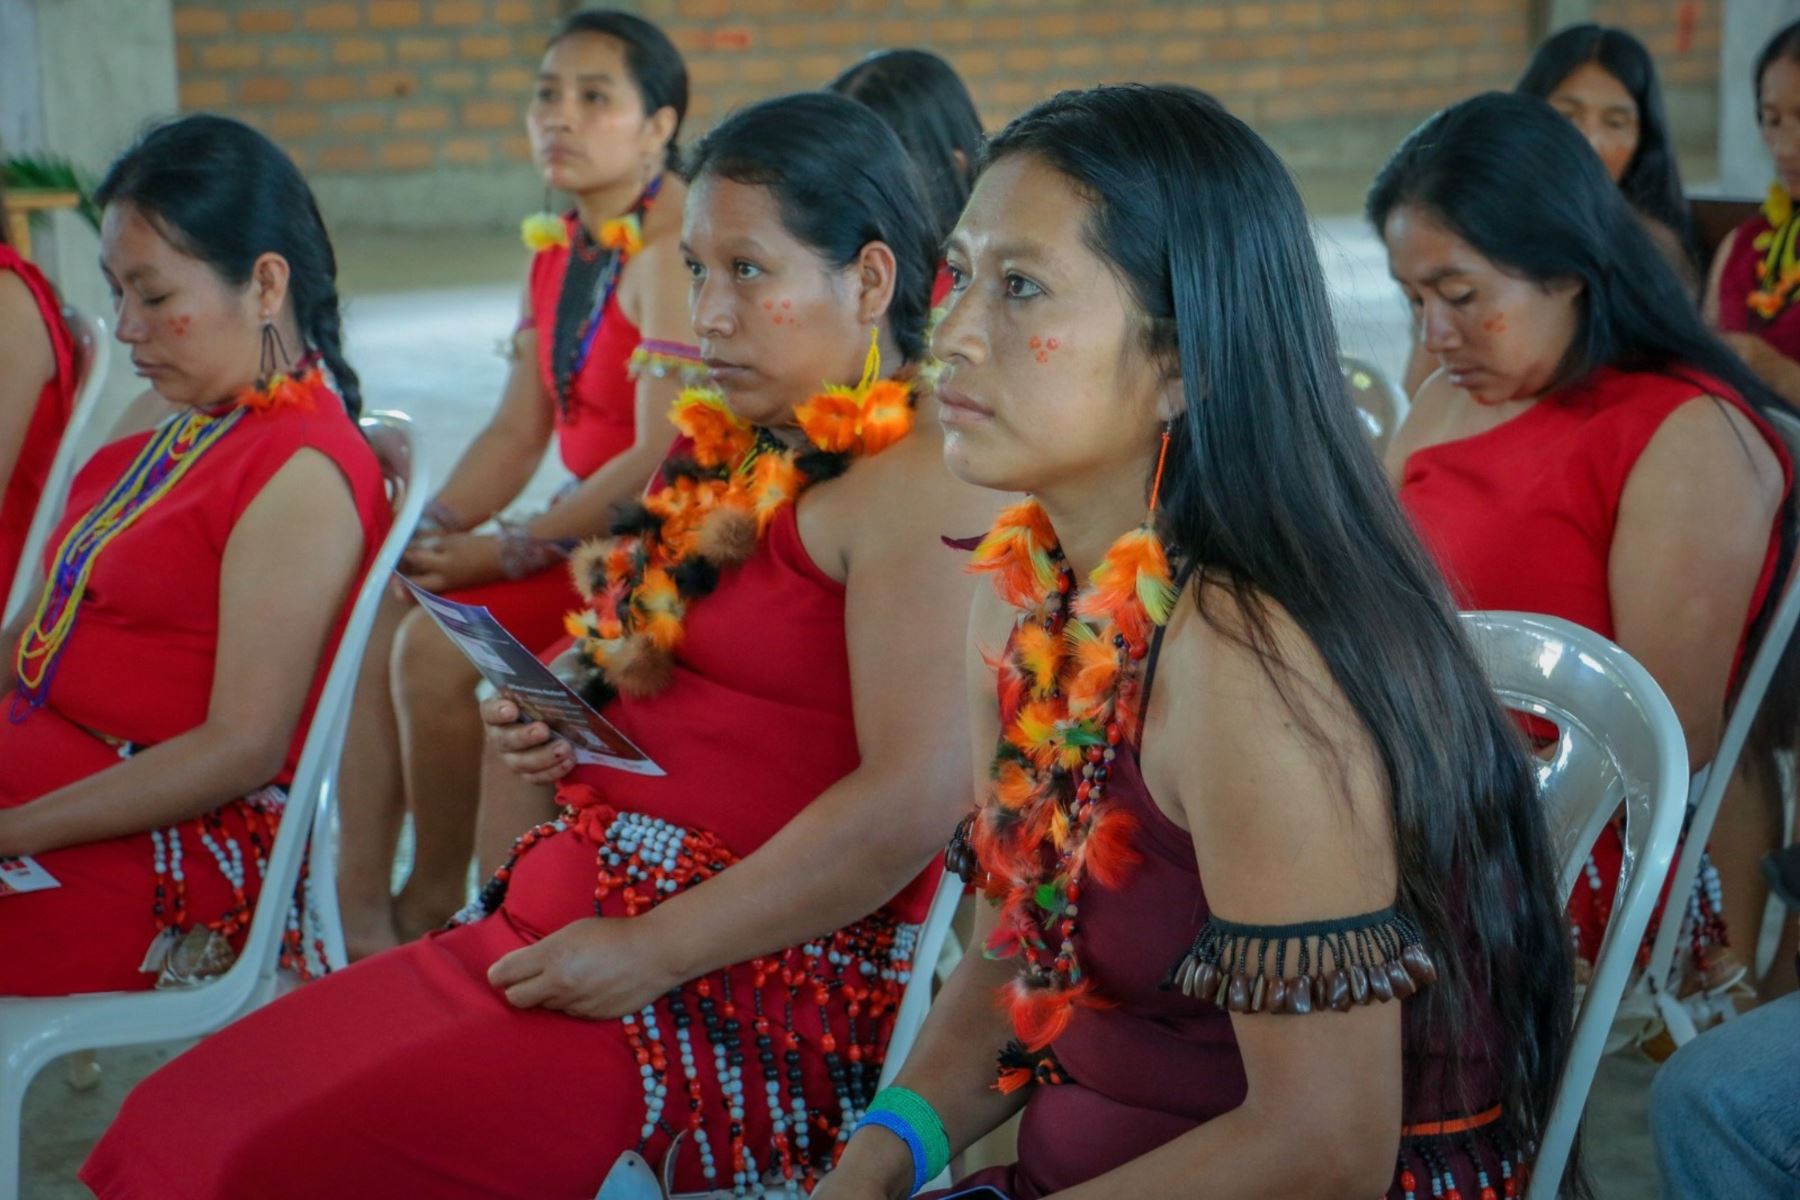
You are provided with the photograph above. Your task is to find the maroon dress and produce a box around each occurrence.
[936,636,1520,1200]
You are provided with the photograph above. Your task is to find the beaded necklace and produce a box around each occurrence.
[10,362,331,721]
[1749,183,1800,322]
[946,500,1177,1052]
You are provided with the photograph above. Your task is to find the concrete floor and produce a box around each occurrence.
[17,219,1664,1198]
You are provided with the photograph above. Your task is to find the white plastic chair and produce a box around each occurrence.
[1459,611,1687,1200]
[1638,407,1800,1041]
[1340,355,1408,458]
[0,409,427,1200]
[3,305,114,625]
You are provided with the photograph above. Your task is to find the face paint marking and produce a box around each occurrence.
[1482,314,1506,334]
[170,314,192,337]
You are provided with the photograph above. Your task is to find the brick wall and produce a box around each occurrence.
[167,0,1725,228]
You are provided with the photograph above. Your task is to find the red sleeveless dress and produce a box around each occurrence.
[0,399,389,995]
[0,245,77,590]
[85,497,938,1200]
[444,214,645,651]
[1716,212,1800,362]
[938,640,1516,1200]
[1399,366,1791,969]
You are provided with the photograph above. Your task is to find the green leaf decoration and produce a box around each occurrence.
[1,154,102,232]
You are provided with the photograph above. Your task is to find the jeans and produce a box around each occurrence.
[1651,991,1800,1198]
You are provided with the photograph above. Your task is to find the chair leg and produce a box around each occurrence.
[64,1049,100,1092]
[0,1051,27,1200]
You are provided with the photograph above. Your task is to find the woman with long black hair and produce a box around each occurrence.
[85,92,1004,1198]
[820,84,1575,1200]
[1380,93,1796,1020]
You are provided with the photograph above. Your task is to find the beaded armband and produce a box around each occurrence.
[628,339,710,385]
[1163,906,1438,1015]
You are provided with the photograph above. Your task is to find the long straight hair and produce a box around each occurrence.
[986,84,1580,1188]
[1370,90,1800,767]
[1516,23,1699,274]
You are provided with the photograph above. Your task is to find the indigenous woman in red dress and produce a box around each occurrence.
[1381,95,1796,1023]
[1710,20,1800,415]
[333,9,702,958]
[0,116,389,995]
[0,198,78,593]
[818,85,1576,1200]
[85,92,1004,1199]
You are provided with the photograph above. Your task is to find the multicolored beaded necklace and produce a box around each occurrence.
[1748,183,1800,322]
[10,360,331,722]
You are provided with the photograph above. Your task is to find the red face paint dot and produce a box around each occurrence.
[1481,315,1506,334]
[1036,352,1049,363]
[780,299,792,309]
[762,300,775,310]
[1046,337,1060,350]
[772,315,784,324]
[1029,336,1042,349]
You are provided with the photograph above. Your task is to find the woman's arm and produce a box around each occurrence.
[486,437,1001,1016]
[1052,592,1403,1200]
[1702,226,1737,329]
[520,237,689,542]
[0,448,365,855]
[818,584,1034,1200]
[423,286,557,529]
[0,271,56,523]
[1610,395,1786,768]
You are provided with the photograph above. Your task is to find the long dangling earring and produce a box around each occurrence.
[1147,420,1173,519]
[257,320,291,389]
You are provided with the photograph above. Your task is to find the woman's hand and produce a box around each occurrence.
[401,532,505,593]
[0,806,45,859]
[479,694,575,783]
[486,915,682,1020]
[810,1132,916,1200]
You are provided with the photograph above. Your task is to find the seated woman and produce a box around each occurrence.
[0,181,78,596]
[84,92,1003,1198]
[818,84,1574,1200]
[1378,93,1794,1011]
[1709,18,1800,412]
[0,115,390,995]
[334,7,699,957]
[829,48,983,305]
[1401,23,1700,398]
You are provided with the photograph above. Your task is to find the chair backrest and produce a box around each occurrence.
[3,305,113,625]
[1459,611,1686,1200]
[1689,195,1760,265]
[1640,406,1800,1010]
[877,867,965,1091]
[1340,355,1408,457]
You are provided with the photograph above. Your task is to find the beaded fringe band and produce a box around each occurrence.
[629,340,710,386]
[460,807,924,1197]
[1396,1109,1532,1200]
[1162,907,1438,1015]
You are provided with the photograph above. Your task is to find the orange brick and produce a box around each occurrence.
[1077,11,1123,36]
[764,24,810,49]
[739,0,787,16]
[794,54,844,80]
[816,20,866,47]
[303,74,359,102]
[956,49,1001,77]
[431,0,485,25]
[334,37,388,65]
[739,57,787,85]
[396,103,452,131]
[284,146,316,170]
[303,3,360,32]
[370,0,424,28]
[1252,32,1301,57]
[200,42,260,69]
[486,65,535,92]
[381,140,436,169]
[1106,41,1151,67]
[334,110,390,134]
[237,75,292,105]
[463,98,520,128]
[319,143,373,171]
[178,78,229,109]
[443,136,495,165]
[1036,13,1078,38]
[1155,40,1205,65]
[1237,65,1280,92]
[1280,0,1326,23]
[366,69,420,97]
[173,7,229,36]
[492,0,535,22]
[177,43,195,71]
[688,58,732,87]
[271,110,324,138]
[1004,46,1051,72]
[270,43,324,67]
[430,66,481,92]
[458,33,513,60]
[1231,3,1273,28]
[396,36,452,62]
[501,133,533,162]
[902,0,945,11]
[930,16,975,41]
[1054,43,1103,69]
[978,15,1026,39]
[236,8,294,34]
[1126,9,1179,33]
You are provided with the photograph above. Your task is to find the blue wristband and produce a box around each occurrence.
[857,1109,931,1195]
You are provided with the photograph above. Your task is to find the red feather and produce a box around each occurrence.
[1074,806,1141,890]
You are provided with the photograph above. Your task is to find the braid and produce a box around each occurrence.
[303,288,361,420]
